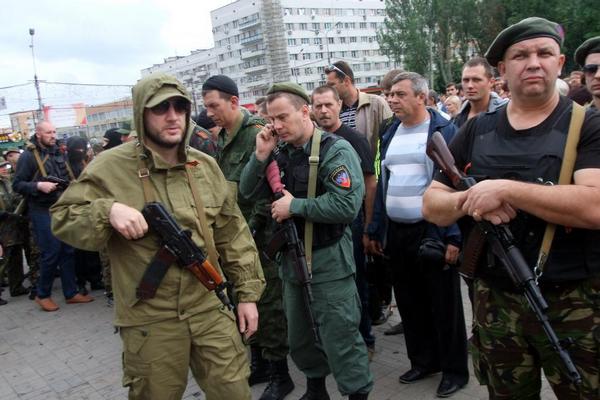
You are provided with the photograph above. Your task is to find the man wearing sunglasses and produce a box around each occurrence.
[574,36,600,109]
[50,73,265,400]
[424,17,600,398]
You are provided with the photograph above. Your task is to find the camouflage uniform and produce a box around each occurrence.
[215,109,289,362]
[0,174,27,296]
[472,278,600,399]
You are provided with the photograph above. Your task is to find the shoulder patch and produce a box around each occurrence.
[329,165,351,189]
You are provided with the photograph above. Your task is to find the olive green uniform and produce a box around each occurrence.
[0,175,27,296]
[240,129,374,396]
[50,73,265,400]
[216,109,289,361]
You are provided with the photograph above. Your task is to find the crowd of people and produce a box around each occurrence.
[1,16,599,400]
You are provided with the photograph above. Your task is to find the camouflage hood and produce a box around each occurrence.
[131,73,194,160]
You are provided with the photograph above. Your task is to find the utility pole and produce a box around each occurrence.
[29,28,43,121]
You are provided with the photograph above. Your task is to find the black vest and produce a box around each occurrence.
[466,104,600,283]
[275,132,346,248]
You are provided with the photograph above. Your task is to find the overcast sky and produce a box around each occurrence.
[0,0,235,127]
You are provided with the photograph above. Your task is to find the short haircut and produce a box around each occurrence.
[446,82,456,89]
[266,91,308,110]
[428,90,439,102]
[201,89,233,101]
[380,68,404,91]
[445,95,462,107]
[311,85,340,102]
[463,57,494,79]
[330,61,354,83]
[255,96,266,106]
[392,72,429,96]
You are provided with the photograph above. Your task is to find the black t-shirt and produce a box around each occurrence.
[333,123,375,175]
[435,96,600,186]
[434,96,600,283]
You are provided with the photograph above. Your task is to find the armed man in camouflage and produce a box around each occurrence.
[202,75,293,400]
[424,17,600,399]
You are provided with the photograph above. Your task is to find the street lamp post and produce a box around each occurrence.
[29,28,43,120]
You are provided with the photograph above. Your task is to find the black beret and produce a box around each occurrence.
[485,17,565,67]
[574,37,600,67]
[202,75,239,97]
[266,82,310,104]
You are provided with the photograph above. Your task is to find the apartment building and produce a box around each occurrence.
[142,0,393,107]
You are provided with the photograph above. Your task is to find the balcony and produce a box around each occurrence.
[241,34,263,45]
[241,48,265,60]
[243,63,268,74]
[239,17,261,30]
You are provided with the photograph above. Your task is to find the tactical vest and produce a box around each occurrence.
[275,132,346,249]
[467,104,600,282]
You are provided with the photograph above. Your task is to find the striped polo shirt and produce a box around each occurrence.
[382,119,434,223]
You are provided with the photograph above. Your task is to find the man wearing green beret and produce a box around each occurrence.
[424,17,600,398]
[575,36,600,109]
[203,74,295,400]
[240,82,373,399]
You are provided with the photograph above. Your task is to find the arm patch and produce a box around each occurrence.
[329,165,351,189]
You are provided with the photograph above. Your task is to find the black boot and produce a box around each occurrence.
[260,359,294,400]
[299,377,330,400]
[249,346,271,386]
[349,393,369,400]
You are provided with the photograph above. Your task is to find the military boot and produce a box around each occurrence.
[348,393,369,400]
[259,358,294,400]
[249,346,271,386]
[299,377,330,400]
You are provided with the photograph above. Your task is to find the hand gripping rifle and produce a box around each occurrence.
[426,131,581,385]
[263,159,321,343]
[139,202,234,311]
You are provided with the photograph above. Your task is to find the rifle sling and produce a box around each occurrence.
[535,102,584,275]
[304,128,322,275]
[32,149,49,178]
[136,246,178,299]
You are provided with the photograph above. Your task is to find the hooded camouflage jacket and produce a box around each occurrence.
[50,73,264,326]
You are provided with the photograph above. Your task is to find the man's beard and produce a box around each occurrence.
[144,127,183,149]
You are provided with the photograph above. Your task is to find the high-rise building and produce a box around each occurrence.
[142,0,394,107]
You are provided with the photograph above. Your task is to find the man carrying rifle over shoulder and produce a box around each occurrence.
[50,73,265,400]
[423,17,600,399]
[240,82,373,400]
[13,121,92,311]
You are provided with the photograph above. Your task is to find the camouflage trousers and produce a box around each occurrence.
[248,256,289,361]
[471,277,600,399]
[24,220,40,290]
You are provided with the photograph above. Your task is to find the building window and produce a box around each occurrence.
[299,23,308,30]
[350,36,357,43]
[351,50,358,58]
[315,52,323,59]
[360,22,367,29]
[288,38,297,46]
[301,38,310,44]
[312,23,320,30]
[286,23,294,30]
[303,53,312,60]
[328,37,335,44]
[305,82,315,90]
[289,54,298,60]
[339,37,346,44]
[304,67,313,75]
[324,22,332,29]
[314,37,322,45]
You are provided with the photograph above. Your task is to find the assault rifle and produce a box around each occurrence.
[140,202,234,311]
[426,131,582,385]
[41,175,69,191]
[263,159,321,343]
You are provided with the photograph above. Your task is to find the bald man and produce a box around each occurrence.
[13,121,93,311]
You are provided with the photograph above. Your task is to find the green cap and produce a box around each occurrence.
[267,82,311,104]
[145,85,191,108]
[574,36,600,67]
[116,128,130,135]
[2,147,20,157]
[485,17,565,67]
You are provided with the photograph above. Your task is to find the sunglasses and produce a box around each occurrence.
[149,98,190,115]
[582,64,599,75]
[325,64,348,79]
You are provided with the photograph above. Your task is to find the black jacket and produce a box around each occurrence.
[12,136,69,209]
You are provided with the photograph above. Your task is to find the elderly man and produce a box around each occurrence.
[574,36,600,109]
[51,73,265,399]
[368,71,468,398]
[424,17,600,399]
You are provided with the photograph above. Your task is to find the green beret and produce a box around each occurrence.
[574,36,600,67]
[485,17,565,67]
[267,82,310,104]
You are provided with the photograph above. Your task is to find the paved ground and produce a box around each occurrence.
[0,279,556,400]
